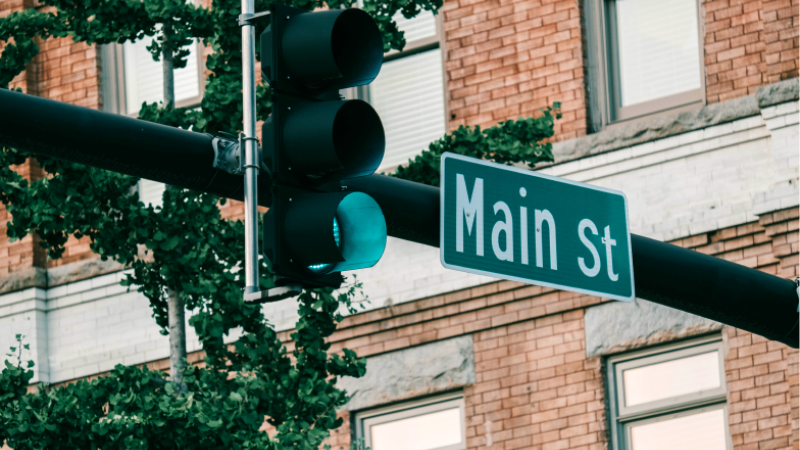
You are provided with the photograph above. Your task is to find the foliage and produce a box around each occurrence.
[0,0,430,445]
[393,104,561,186]
[1,282,365,449]
[0,0,559,446]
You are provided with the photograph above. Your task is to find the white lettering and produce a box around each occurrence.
[603,225,619,281]
[456,174,484,256]
[535,209,557,270]
[520,206,528,265]
[492,201,514,262]
[578,219,600,277]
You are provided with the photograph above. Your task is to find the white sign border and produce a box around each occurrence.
[439,152,636,303]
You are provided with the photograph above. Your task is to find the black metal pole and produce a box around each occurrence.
[1,89,796,348]
[631,234,798,347]
[0,89,271,203]
[346,174,799,348]
[343,173,440,246]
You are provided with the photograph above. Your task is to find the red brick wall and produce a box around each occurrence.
[442,0,799,135]
[314,283,606,450]
[465,310,603,450]
[704,0,800,103]
[725,328,798,450]
[704,0,767,103]
[28,36,99,107]
[763,0,799,82]
[443,0,588,141]
[0,1,103,271]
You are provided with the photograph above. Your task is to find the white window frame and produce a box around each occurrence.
[100,40,205,116]
[607,335,732,450]
[583,0,706,132]
[348,10,449,172]
[355,392,466,450]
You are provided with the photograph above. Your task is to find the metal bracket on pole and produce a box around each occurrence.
[237,10,271,26]
[211,135,270,176]
[238,133,262,173]
[243,283,302,304]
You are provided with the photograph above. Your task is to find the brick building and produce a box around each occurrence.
[1,0,799,449]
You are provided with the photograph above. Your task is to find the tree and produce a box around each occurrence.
[0,0,560,447]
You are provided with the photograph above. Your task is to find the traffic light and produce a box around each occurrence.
[261,3,388,288]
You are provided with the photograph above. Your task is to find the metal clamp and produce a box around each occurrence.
[238,134,270,175]
[211,134,270,176]
[237,10,271,27]
[211,136,241,175]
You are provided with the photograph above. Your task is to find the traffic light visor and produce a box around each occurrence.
[282,9,383,90]
[283,100,385,181]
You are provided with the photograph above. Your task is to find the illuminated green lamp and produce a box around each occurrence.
[307,217,341,274]
[285,192,387,275]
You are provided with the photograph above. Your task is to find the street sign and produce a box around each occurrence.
[440,153,635,302]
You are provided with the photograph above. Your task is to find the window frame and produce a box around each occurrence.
[100,40,205,116]
[584,0,706,132]
[354,392,466,450]
[606,335,732,450]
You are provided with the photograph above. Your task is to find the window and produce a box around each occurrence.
[121,37,203,115]
[101,35,205,207]
[584,0,705,130]
[607,337,731,450]
[355,394,466,450]
[102,36,204,116]
[355,10,448,171]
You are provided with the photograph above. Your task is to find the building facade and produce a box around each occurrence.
[0,0,798,449]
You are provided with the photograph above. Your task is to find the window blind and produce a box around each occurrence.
[395,9,437,44]
[628,408,727,450]
[138,179,165,208]
[370,48,446,170]
[122,37,201,115]
[614,0,701,107]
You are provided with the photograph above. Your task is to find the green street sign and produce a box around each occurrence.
[440,153,635,302]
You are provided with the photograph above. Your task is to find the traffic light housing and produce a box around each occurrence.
[261,3,388,288]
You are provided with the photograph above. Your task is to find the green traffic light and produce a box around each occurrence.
[286,192,386,276]
[307,217,341,274]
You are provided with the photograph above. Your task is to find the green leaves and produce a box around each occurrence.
[394,105,561,186]
[0,0,485,446]
[0,143,370,449]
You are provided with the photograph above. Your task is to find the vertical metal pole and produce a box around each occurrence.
[241,0,260,295]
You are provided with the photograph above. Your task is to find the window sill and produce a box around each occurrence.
[546,86,793,169]
[605,99,705,132]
